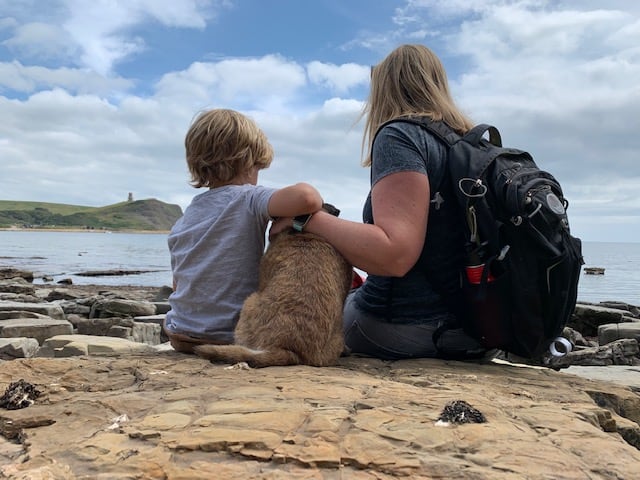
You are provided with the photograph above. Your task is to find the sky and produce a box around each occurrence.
[1,0,639,242]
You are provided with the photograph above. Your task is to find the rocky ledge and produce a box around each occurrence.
[1,354,640,479]
[1,268,640,478]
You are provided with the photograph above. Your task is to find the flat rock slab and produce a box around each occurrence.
[599,322,640,345]
[0,302,65,319]
[90,299,156,318]
[133,314,166,326]
[0,318,73,345]
[37,334,155,357]
[0,355,639,479]
[565,365,640,391]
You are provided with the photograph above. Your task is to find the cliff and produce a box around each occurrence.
[0,199,182,231]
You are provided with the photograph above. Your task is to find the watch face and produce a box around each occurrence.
[293,214,311,232]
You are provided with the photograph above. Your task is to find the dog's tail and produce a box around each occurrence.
[193,344,301,368]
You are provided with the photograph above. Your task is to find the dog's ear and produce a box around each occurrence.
[321,203,340,217]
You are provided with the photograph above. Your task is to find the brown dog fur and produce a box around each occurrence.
[194,229,353,367]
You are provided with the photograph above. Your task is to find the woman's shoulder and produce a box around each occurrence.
[376,117,443,146]
[375,117,447,155]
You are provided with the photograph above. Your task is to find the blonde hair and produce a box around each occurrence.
[185,109,274,188]
[361,44,474,166]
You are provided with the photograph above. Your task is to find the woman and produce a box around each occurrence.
[271,44,486,359]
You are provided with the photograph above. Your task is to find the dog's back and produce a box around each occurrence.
[195,230,352,367]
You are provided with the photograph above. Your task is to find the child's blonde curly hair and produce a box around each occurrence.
[185,109,274,188]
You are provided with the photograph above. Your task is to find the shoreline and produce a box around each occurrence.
[0,227,170,234]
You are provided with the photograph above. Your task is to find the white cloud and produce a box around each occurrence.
[155,56,308,113]
[1,22,77,61]
[0,85,188,206]
[446,5,640,166]
[1,0,227,75]
[0,17,18,31]
[0,61,133,94]
[306,61,370,94]
[418,3,640,243]
[336,0,640,241]
[1,0,639,243]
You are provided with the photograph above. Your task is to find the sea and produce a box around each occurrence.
[0,230,638,306]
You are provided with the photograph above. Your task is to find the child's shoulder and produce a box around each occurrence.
[193,184,276,205]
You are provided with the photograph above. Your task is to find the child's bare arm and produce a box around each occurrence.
[267,182,323,218]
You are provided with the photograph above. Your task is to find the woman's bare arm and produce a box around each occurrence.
[271,171,430,277]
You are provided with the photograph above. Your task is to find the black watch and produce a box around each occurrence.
[292,213,312,232]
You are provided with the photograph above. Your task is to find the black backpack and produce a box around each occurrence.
[386,117,584,360]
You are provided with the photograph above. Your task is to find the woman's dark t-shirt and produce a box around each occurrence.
[353,120,466,323]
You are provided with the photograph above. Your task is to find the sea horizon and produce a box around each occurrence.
[0,230,639,307]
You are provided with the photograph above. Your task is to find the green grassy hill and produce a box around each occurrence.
[0,198,183,231]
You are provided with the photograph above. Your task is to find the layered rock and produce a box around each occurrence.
[1,355,640,479]
[1,267,640,366]
[1,268,640,478]
[0,273,167,359]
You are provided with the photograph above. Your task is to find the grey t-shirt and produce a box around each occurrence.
[165,184,276,341]
[353,120,466,322]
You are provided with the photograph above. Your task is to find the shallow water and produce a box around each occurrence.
[0,231,638,305]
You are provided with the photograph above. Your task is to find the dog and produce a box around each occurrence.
[194,204,353,367]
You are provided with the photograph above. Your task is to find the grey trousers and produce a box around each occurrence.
[342,291,486,360]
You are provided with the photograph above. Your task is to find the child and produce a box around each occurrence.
[164,108,323,353]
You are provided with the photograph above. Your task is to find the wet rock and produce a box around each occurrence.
[0,268,33,282]
[90,298,156,318]
[0,279,35,296]
[153,302,171,314]
[72,316,134,336]
[43,288,84,301]
[76,269,163,277]
[597,301,640,318]
[549,338,639,368]
[154,285,173,302]
[563,326,598,348]
[55,300,91,316]
[569,304,632,336]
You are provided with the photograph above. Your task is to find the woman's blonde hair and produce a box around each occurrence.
[185,109,274,188]
[361,44,474,166]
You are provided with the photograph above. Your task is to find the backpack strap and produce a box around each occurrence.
[463,124,502,147]
[375,116,502,148]
[373,116,459,147]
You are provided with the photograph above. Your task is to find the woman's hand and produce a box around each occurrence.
[268,216,293,240]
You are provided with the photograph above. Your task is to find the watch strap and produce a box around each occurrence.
[292,213,312,232]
